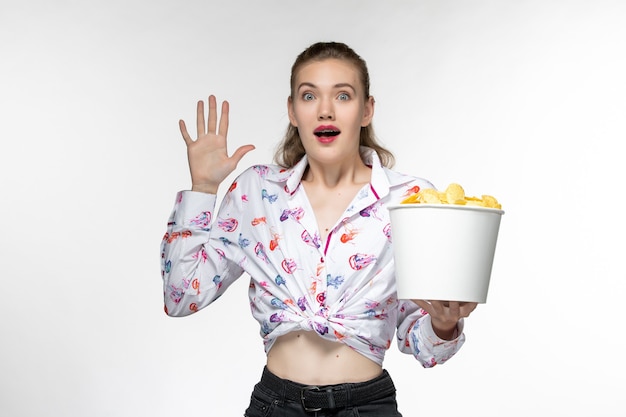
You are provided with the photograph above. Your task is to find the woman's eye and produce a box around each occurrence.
[338,93,350,101]
[303,93,314,101]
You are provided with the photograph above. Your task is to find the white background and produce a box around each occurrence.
[1,1,625,416]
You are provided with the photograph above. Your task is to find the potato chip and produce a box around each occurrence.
[465,198,483,207]
[401,183,501,209]
[400,193,420,204]
[445,183,465,204]
[420,188,442,204]
[480,195,501,209]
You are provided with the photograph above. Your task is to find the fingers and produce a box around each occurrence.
[461,302,479,317]
[196,95,229,137]
[218,100,229,137]
[196,99,205,138]
[440,301,476,316]
[231,145,256,164]
[182,95,228,145]
[447,301,461,317]
[411,299,433,315]
[179,119,192,145]
[207,95,218,134]
[411,299,478,319]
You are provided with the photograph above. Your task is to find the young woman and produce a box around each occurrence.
[161,41,478,416]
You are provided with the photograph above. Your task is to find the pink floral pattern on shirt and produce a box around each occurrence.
[161,148,464,366]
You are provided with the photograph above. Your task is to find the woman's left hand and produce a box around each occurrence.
[412,300,478,340]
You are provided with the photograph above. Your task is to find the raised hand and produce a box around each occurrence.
[179,95,255,193]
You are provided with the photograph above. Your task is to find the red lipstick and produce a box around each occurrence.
[314,125,341,143]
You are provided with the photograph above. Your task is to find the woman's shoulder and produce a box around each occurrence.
[233,163,293,187]
[383,166,436,190]
[237,163,288,178]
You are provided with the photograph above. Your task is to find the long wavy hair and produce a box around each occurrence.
[274,42,395,169]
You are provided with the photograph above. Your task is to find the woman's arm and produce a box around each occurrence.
[160,96,255,316]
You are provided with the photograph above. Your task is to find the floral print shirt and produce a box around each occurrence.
[161,148,464,367]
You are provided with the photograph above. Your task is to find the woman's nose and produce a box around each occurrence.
[318,100,334,120]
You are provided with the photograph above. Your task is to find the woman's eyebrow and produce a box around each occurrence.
[296,82,356,92]
[296,82,317,91]
[333,83,356,92]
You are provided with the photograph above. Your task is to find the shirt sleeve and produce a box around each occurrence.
[396,300,465,367]
[160,190,245,317]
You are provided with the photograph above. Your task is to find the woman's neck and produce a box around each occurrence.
[303,153,370,189]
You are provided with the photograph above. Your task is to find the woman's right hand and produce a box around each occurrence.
[179,95,255,194]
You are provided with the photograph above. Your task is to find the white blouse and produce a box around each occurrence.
[161,148,464,367]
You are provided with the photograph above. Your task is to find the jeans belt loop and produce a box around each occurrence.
[325,387,335,409]
[344,383,351,410]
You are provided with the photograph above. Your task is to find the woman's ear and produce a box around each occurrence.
[287,96,298,127]
[361,96,375,127]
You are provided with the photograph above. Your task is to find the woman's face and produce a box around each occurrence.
[288,58,374,165]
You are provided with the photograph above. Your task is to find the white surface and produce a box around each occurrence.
[1,1,625,416]
[390,204,503,303]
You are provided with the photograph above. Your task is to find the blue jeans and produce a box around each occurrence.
[243,367,403,417]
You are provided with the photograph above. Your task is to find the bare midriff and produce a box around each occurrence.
[266,331,383,385]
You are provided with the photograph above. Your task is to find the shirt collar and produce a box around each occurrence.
[266,147,414,197]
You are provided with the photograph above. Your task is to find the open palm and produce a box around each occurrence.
[179,95,255,193]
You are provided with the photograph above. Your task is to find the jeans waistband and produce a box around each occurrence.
[259,366,396,412]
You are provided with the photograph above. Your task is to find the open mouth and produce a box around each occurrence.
[314,126,341,138]
[314,130,340,138]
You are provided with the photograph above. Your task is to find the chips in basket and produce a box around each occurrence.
[402,183,502,209]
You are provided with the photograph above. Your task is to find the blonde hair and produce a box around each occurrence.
[274,42,395,168]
